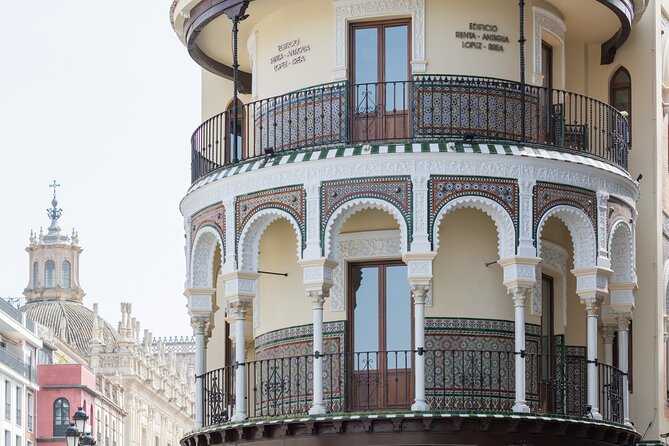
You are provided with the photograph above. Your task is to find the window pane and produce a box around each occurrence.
[353,266,379,361]
[614,90,630,114]
[32,263,39,288]
[385,265,411,368]
[354,28,378,113]
[384,25,408,111]
[61,261,71,289]
[45,261,55,289]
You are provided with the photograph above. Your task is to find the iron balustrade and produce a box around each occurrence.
[190,75,631,182]
[198,348,626,426]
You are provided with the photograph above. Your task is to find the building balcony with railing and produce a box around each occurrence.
[173,1,649,446]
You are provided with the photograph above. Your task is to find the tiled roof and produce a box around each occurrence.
[23,300,119,355]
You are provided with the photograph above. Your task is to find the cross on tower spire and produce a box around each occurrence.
[46,180,63,237]
[49,180,60,199]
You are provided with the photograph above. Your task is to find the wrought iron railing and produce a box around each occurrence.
[191,75,630,182]
[199,349,626,427]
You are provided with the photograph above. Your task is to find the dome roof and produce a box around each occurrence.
[23,300,119,355]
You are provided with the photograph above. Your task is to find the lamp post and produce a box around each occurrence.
[65,407,96,446]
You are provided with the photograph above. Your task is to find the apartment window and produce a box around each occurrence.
[4,430,9,446]
[155,436,159,446]
[61,260,71,288]
[32,263,39,288]
[27,394,33,432]
[14,436,19,446]
[4,381,10,421]
[53,398,70,436]
[15,387,21,427]
[44,260,56,288]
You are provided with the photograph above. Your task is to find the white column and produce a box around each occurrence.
[309,291,326,414]
[511,287,530,413]
[191,318,208,428]
[616,313,632,426]
[584,298,602,419]
[601,325,615,366]
[411,284,429,411]
[231,302,249,421]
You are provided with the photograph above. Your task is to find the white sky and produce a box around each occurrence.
[0,1,201,337]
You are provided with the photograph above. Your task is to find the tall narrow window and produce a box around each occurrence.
[4,381,10,421]
[61,260,71,289]
[53,398,70,437]
[27,394,33,432]
[15,387,21,427]
[610,67,632,140]
[44,261,56,289]
[541,42,553,89]
[226,99,245,163]
[32,263,39,288]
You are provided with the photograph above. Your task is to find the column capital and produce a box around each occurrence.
[508,286,531,307]
[600,325,616,344]
[190,316,209,336]
[228,299,251,319]
[410,283,430,304]
[616,312,632,331]
[308,289,328,309]
[582,296,602,316]
[498,256,541,289]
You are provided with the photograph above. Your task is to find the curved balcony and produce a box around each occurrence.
[198,349,626,426]
[191,75,630,184]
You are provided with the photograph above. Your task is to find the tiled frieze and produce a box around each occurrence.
[534,182,597,239]
[607,198,633,233]
[235,185,306,251]
[428,176,518,244]
[191,204,226,250]
[320,176,412,248]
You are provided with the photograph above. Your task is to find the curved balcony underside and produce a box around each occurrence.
[190,75,630,184]
[596,0,635,64]
[183,413,638,446]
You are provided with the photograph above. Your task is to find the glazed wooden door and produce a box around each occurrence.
[350,21,410,143]
[349,262,412,410]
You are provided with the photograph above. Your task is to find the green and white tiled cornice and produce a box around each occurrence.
[188,142,631,194]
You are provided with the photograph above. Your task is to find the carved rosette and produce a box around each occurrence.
[191,203,226,252]
[428,176,518,245]
[236,185,306,251]
[320,176,412,250]
[534,182,597,242]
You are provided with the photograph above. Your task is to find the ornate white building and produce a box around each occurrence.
[22,187,196,446]
[170,0,669,445]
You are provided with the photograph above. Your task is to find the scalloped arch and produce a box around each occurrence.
[324,198,408,259]
[190,226,224,288]
[432,196,515,259]
[238,208,302,272]
[536,205,596,269]
[609,219,634,283]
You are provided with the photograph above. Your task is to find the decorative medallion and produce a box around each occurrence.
[607,198,632,233]
[235,185,306,251]
[191,204,226,252]
[534,182,596,240]
[428,176,518,244]
[320,176,412,249]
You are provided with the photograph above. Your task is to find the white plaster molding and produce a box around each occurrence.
[662,13,669,111]
[190,227,224,288]
[324,197,409,259]
[664,260,669,315]
[237,208,303,272]
[609,220,635,283]
[536,205,597,269]
[181,153,638,221]
[532,7,566,88]
[333,0,425,79]
[532,240,568,324]
[330,230,403,311]
[432,195,516,260]
[247,31,258,99]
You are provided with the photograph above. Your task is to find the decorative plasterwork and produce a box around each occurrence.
[429,176,517,258]
[330,230,403,311]
[607,199,632,234]
[236,185,306,259]
[237,208,303,272]
[534,182,596,241]
[536,205,597,270]
[333,0,426,79]
[247,31,258,99]
[191,203,226,253]
[532,240,568,321]
[190,227,224,288]
[661,13,669,113]
[532,7,566,87]
[609,220,634,283]
[321,177,412,256]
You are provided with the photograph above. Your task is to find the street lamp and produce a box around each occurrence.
[65,407,96,446]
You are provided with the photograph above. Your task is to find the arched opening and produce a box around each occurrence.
[61,260,71,288]
[610,67,632,139]
[53,398,70,436]
[45,260,56,288]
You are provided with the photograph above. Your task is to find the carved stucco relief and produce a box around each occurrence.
[190,227,224,288]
